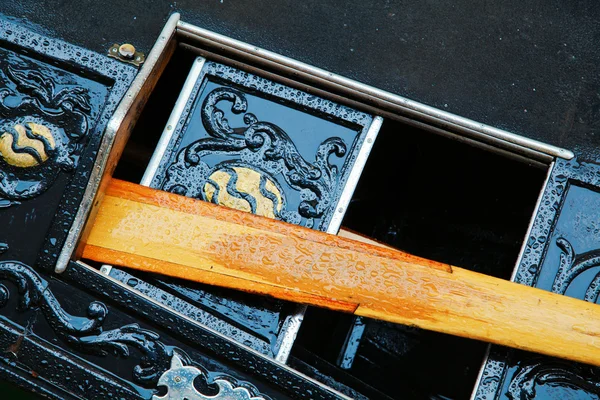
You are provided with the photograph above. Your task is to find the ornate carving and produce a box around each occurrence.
[154,353,267,400]
[552,238,600,301]
[162,87,346,227]
[0,64,91,206]
[0,261,173,386]
[507,359,600,399]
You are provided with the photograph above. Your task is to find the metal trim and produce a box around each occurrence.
[140,56,206,186]
[179,42,553,167]
[273,304,306,363]
[327,116,383,234]
[176,21,574,163]
[469,344,492,400]
[55,13,180,273]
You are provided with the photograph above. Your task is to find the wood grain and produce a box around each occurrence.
[84,179,600,367]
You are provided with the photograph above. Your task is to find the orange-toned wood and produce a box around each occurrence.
[84,179,600,367]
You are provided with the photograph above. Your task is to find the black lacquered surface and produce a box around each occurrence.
[0,19,135,269]
[2,1,599,163]
[150,61,372,231]
[131,57,376,358]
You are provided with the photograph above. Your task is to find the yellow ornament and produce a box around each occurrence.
[0,122,56,168]
[204,166,283,219]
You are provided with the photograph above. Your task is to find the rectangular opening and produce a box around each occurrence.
[106,43,548,399]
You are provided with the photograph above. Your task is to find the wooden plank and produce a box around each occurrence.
[84,179,600,367]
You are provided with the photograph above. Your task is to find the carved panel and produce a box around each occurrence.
[137,59,379,358]
[473,159,600,400]
[149,61,376,231]
[0,18,135,268]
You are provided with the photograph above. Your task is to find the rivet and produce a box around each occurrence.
[174,376,181,383]
[118,43,136,59]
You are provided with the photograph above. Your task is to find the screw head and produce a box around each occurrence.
[174,376,181,383]
[118,43,136,59]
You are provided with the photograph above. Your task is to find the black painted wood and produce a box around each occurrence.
[1,1,597,162]
[0,18,136,271]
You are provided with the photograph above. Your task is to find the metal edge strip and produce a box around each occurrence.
[55,13,181,273]
[273,304,307,363]
[469,160,556,399]
[75,260,352,400]
[327,116,383,234]
[140,56,207,186]
[176,21,574,162]
[179,42,552,166]
[469,344,492,400]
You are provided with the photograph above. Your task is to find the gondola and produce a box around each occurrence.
[0,4,598,400]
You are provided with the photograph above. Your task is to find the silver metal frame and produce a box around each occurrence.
[175,21,574,163]
[140,56,206,185]
[55,13,181,273]
[327,116,383,234]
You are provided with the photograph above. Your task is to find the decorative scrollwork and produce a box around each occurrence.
[162,87,346,227]
[0,261,174,386]
[153,353,267,400]
[552,238,600,301]
[507,359,600,399]
[0,64,91,206]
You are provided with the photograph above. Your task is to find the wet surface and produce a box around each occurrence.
[114,52,377,360]
[0,47,108,266]
[110,44,549,398]
[0,3,594,399]
[1,1,599,162]
[150,61,371,230]
[0,17,135,271]
[294,116,546,399]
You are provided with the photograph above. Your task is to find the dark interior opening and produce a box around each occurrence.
[293,118,546,399]
[113,45,547,400]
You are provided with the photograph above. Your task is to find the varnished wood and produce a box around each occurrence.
[84,179,600,367]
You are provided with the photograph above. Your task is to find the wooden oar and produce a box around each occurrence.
[83,179,600,367]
